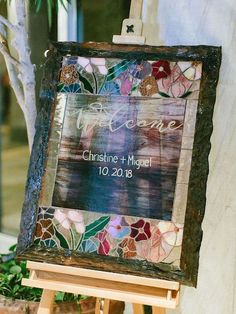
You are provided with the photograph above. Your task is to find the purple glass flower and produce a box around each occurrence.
[129,61,152,79]
[107,216,130,239]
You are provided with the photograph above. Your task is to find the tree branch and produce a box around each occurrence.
[13,0,37,151]
[0,36,24,111]
[0,21,6,38]
[5,60,25,112]
[0,41,20,68]
[0,15,18,33]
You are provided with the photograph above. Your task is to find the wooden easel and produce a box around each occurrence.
[22,261,179,314]
[22,1,181,313]
[113,0,145,44]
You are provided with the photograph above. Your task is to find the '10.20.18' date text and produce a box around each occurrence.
[98,167,133,178]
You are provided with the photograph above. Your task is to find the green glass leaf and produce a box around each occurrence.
[55,228,70,249]
[34,238,40,245]
[180,91,192,98]
[132,85,138,92]
[79,73,94,94]
[106,60,131,82]
[158,91,171,98]
[83,216,110,241]
[57,83,64,92]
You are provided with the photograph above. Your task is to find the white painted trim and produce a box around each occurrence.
[57,1,69,41]
[67,0,77,41]
[57,0,77,41]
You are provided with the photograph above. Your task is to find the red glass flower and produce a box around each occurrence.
[130,219,151,241]
[152,61,171,80]
[96,230,110,255]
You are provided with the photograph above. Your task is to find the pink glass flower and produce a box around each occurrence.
[118,71,133,95]
[136,239,152,259]
[178,61,202,81]
[158,221,183,246]
[54,209,85,234]
[147,222,183,263]
[157,64,192,97]
[120,78,132,95]
[91,58,108,75]
[77,57,108,75]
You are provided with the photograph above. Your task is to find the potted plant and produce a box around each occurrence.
[0,244,78,313]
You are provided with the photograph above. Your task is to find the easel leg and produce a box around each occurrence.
[152,306,166,314]
[95,298,110,314]
[103,299,110,314]
[133,303,145,314]
[37,289,55,314]
[95,298,100,314]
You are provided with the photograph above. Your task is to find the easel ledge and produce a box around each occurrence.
[22,261,180,314]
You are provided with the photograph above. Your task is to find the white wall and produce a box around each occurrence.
[142,1,236,314]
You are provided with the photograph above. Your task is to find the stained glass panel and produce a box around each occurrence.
[17,43,221,286]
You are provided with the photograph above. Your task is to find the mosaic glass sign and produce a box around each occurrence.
[17,43,221,286]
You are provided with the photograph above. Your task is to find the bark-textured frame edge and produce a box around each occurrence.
[17,42,222,287]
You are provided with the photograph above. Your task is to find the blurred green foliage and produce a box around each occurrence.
[33,0,70,27]
[0,244,81,302]
[0,244,42,301]
[0,0,71,27]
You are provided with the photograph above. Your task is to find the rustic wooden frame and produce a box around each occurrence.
[17,42,221,287]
